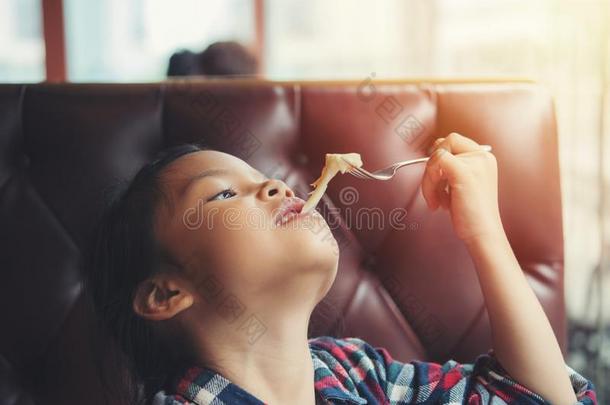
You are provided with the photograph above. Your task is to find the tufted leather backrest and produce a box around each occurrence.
[0,80,565,404]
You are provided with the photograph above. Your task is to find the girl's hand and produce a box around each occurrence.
[421,132,504,244]
[423,133,581,405]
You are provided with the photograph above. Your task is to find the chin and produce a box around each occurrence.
[274,218,340,275]
[295,233,339,273]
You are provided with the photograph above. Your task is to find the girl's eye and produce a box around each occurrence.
[210,187,237,201]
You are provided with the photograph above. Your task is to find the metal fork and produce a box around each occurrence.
[343,145,492,180]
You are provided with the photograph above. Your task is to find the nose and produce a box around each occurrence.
[258,178,295,201]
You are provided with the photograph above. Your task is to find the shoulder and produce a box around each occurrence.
[308,336,417,391]
[308,335,394,367]
[308,336,396,403]
[308,335,387,355]
[308,335,370,350]
[307,336,497,403]
[309,336,432,370]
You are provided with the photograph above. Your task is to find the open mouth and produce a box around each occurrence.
[275,197,310,226]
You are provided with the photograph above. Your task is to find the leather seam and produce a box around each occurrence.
[375,280,428,358]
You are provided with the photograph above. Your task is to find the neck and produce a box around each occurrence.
[188,296,319,405]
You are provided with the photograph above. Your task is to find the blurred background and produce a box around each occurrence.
[1,0,609,398]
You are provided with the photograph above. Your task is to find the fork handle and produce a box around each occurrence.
[396,144,493,168]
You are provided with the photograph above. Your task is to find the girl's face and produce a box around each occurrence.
[154,150,339,312]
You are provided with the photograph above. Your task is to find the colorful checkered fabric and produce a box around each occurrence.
[154,335,597,404]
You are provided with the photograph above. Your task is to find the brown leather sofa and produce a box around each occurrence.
[0,79,565,404]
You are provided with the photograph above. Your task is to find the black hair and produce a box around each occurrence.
[167,41,259,77]
[166,49,198,76]
[84,143,207,404]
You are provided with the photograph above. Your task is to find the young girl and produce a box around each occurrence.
[86,132,597,404]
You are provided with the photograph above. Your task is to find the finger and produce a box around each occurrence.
[427,137,445,155]
[421,166,439,210]
[421,150,443,210]
[421,147,448,210]
[431,132,484,155]
[437,179,450,210]
[430,147,465,187]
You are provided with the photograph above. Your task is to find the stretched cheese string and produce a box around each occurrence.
[301,153,363,214]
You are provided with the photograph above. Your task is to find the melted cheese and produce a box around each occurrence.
[301,153,363,214]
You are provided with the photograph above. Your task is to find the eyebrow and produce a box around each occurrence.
[181,168,230,197]
[181,167,267,197]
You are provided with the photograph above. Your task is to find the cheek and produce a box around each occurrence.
[186,219,270,272]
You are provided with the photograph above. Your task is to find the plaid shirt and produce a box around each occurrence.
[154,336,597,405]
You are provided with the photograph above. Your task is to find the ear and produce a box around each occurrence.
[132,274,194,321]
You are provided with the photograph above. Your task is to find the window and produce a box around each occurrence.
[265,0,413,79]
[63,0,255,82]
[0,0,45,82]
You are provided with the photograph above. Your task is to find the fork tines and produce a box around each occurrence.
[348,167,372,179]
[341,157,373,179]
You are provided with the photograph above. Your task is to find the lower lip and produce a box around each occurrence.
[277,210,311,225]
